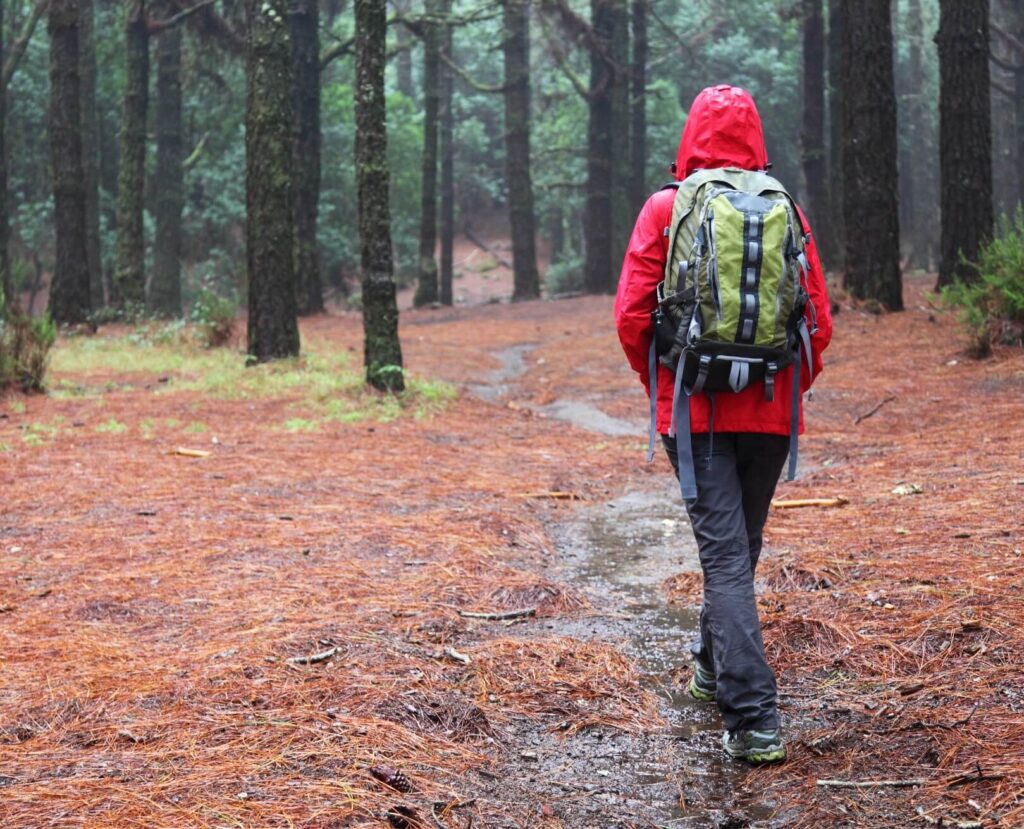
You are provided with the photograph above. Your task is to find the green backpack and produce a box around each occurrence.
[647,167,816,499]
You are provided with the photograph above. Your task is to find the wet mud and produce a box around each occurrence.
[463,346,782,828]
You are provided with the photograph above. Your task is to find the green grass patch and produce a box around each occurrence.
[20,419,63,446]
[185,421,208,433]
[95,418,128,435]
[50,335,458,427]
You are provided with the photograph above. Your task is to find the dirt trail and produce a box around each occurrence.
[2,274,1023,828]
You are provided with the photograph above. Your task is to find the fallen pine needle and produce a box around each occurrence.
[816,778,926,789]
[458,607,537,621]
[772,496,849,509]
[171,447,211,458]
[513,491,581,500]
[915,806,982,828]
[287,646,339,665]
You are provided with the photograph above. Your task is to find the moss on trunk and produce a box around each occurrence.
[355,0,403,391]
[246,0,300,362]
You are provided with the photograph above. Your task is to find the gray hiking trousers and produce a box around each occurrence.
[663,431,789,731]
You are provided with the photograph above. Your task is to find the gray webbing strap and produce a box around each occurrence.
[674,378,697,500]
[647,339,657,462]
[787,319,813,482]
[788,340,801,482]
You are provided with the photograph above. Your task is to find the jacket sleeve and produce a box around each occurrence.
[796,205,833,391]
[614,191,672,393]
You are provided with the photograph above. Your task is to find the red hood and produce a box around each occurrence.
[676,85,768,179]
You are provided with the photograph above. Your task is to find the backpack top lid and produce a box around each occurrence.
[676,86,768,181]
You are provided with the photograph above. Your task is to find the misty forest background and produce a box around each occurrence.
[0,0,1022,389]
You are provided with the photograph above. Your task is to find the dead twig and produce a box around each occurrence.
[513,491,581,501]
[286,646,339,665]
[914,806,982,828]
[854,395,897,424]
[772,496,849,509]
[442,646,471,665]
[171,447,211,458]
[458,608,536,621]
[816,778,927,789]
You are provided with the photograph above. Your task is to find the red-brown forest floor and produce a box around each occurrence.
[1,272,1022,828]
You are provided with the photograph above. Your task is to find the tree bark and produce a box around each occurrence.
[1018,13,1024,210]
[355,0,403,390]
[149,2,184,317]
[826,0,844,266]
[0,0,9,311]
[608,0,630,278]
[114,0,149,308]
[936,0,992,287]
[48,0,92,324]
[246,0,300,361]
[504,0,539,301]
[583,0,613,294]
[413,0,439,308]
[903,0,934,268]
[840,0,902,310]
[438,0,454,306]
[80,0,103,309]
[291,0,324,314]
[801,0,830,249]
[630,0,647,214]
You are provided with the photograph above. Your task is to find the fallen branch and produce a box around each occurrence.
[463,228,513,270]
[458,607,536,621]
[772,496,849,509]
[915,806,982,828]
[442,646,471,665]
[171,447,211,458]
[854,395,897,424]
[514,491,581,501]
[286,646,339,665]
[817,778,926,789]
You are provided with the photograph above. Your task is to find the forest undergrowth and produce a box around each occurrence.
[1,274,1022,828]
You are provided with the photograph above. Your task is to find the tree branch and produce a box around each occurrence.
[992,20,1024,57]
[989,49,1023,75]
[149,0,218,34]
[1,0,49,94]
[438,49,510,94]
[320,38,355,69]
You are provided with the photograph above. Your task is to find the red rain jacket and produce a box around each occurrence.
[614,85,832,436]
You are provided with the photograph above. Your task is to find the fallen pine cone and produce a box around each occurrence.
[385,804,420,828]
[370,765,413,793]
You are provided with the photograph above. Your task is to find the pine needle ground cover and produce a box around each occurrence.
[2,274,1023,827]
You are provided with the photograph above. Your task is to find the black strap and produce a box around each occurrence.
[647,339,657,462]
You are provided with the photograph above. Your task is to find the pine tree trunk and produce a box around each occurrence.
[48,0,92,324]
[80,0,103,308]
[355,0,403,390]
[608,0,630,276]
[826,0,844,265]
[394,0,414,100]
[503,0,539,301]
[936,0,993,288]
[801,0,830,245]
[903,0,934,268]
[0,0,9,311]
[150,6,183,317]
[413,0,439,308]
[114,0,149,308]
[246,0,300,361]
[291,0,324,315]
[438,0,454,307]
[840,0,902,310]
[630,0,647,214]
[583,0,613,295]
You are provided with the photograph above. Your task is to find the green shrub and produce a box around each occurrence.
[0,312,57,393]
[942,209,1024,358]
[545,252,585,297]
[190,287,238,348]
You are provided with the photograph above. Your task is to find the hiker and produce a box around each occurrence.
[614,85,833,763]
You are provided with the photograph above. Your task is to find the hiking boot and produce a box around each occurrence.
[722,728,786,764]
[686,660,717,702]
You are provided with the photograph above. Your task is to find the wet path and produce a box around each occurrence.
[465,347,778,828]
